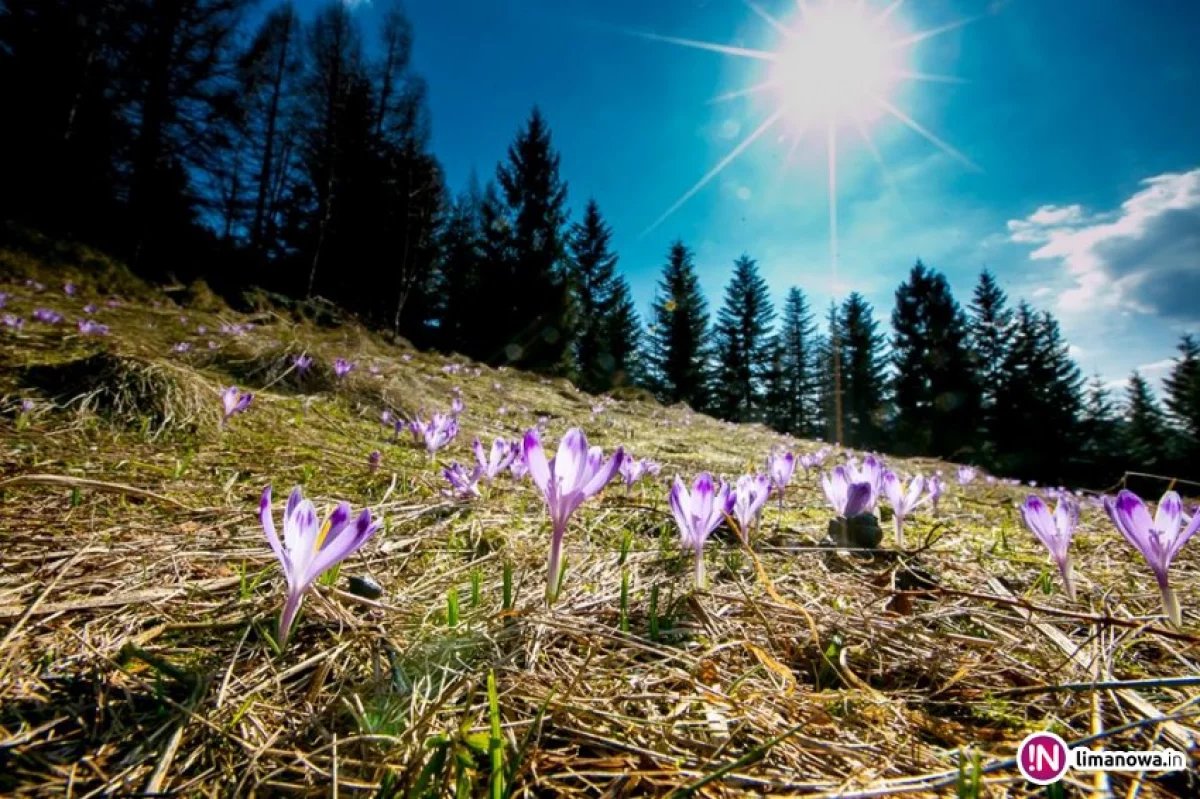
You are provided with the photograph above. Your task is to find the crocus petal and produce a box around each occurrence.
[1155,491,1184,546]
[554,428,589,494]
[1021,495,1061,559]
[1107,490,1155,555]
[523,430,551,495]
[669,477,690,544]
[1168,508,1200,562]
[306,508,381,584]
[905,476,926,512]
[581,447,624,496]
[844,482,873,517]
[260,486,290,583]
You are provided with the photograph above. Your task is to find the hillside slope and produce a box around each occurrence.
[0,245,1196,796]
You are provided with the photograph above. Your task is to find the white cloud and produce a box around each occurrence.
[1136,357,1175,374]
[1006,169,1200,322]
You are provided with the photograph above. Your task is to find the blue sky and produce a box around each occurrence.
[311,0,1199,395]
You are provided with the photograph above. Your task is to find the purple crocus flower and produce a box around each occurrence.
[381,409,394,427]
[83,303,97,314]
[260,485,382,648]
[368,450,382,472]
[333,358,355,378]
[767,451,796,504]
[928,474,943,515]
[474,438,516,481]
[173,342,191,353]
[510,443,530,480]
[669,473,731,588]
[451,395,465,416]
[419,413,458,454]
[882,471,926,547]
[401,353,413,362]
[77,319,108,335]
[848,455,885,503]
[197,325,208,335]
[729,473,771,545]
[32,308,63,324]
[26,280,45,292]
[1104,490,1200,627]
[620,457,661,491]
[368,365,381,376]
[63,282,76,296]
[220,386,253,424]
[523,428,623,603]
[443,461,483,499]
[0,292,7,308]
[20,398,35,414]
[106,298,120,308]
[293,354,313,372]
[1020,494,1077,601]
[3,314,25,329]
[820,466,874,518]
[957,465,977,485]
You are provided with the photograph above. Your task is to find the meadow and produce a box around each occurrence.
[1,242,1196,797]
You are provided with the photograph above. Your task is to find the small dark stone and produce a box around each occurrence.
[826,513,883,549]
[895,564,938,591]
[347,575,383,599]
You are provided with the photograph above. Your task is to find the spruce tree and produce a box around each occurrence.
[602,278,644,388]
[890,261,980,458]
[1078,374,1122,488]
[1036,311,1085,478]
[648,240,710,409]
[1163,334,1200,464]
[839,292,888,449]
[568,198,619,392]
[816,302,841,442]
[966,269,1013,464]
[436,182,483,355]
[993,304,1084,482]
[713,255,776,421]
[475,180,515,362]
[495,106,573,374]
[769,287,819,436]
[1124,372,1168,470]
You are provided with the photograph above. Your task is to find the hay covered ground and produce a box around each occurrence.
[1,242,1197,797]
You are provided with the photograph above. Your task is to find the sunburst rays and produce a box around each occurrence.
[634,0,978,239]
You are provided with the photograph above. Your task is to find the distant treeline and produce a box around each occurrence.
[1,0,1197,487]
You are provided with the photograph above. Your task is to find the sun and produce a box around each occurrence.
[631,0,980,237]
[771,2,900,127]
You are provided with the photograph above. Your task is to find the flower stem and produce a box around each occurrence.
[278,591,305,650]
[893,515,904,548]
[694,546,706,589]
[546,528,566,605]
[1160,581,1181,628]
[1060,557,1077,602]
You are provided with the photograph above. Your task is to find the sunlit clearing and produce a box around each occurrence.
[771,2,902,126]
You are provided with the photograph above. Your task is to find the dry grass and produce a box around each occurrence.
[1,247,1198,797]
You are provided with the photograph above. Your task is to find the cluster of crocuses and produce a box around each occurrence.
[441,437,523,498]
[410,413,458,454]
[619,456,662,492]
[1021,488,1198,627]
[816,454,944,546]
